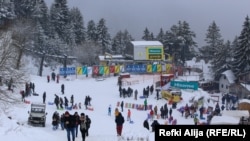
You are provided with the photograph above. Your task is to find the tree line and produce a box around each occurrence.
[0,0,250,86]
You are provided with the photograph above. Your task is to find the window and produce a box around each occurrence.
[221,84,224,88]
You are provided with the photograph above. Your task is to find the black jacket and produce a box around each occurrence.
[143,120,149,130]
[115,112,124,126]
[64,115,76,128]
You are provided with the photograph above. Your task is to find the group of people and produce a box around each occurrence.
[47,71,60,83]
[54,111,91,141]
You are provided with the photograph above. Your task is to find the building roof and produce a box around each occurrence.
[221,70,236,84]
[98,55,124,61]
[130,41,163,46]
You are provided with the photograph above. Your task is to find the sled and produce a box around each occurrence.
[32,93,39,96]
[139,95,146,99]
[66,106,72,110]
[131,104,135,109]
[48,102,54,105]
[125,103,128,108]
[24,100,30,104]
[87,107,94,111]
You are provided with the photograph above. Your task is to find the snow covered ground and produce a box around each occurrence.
[0,58,234,141]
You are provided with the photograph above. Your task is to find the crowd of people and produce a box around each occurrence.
[52,111,91,141]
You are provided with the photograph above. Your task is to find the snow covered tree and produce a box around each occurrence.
[0,0,15,26]
[210,41,231,80]
[96,18,111,54]
[69,7,86,44]
[86,20,97,42]
[13,0,35,18]
[231,16,250,77]
[50,0,75,45]
[112,29,134,55]
[11,19,35,70]
[156,28,165,43]
[181,21,197,60]
[162,21,197,64]
[31,0,50,36]
[142,27,151,41]
[199,21,224,61]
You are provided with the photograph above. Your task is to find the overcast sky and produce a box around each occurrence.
[44,0,250,47]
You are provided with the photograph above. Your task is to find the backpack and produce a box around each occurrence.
[80,121,86,130]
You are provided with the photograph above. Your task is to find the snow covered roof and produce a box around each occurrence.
[221,110,249,118]
[99,55,124,61]
[130,41,163,46]
[240,83,250,91]
[210,115,240,125]
[239,99,250,104]
[221,70,236,84]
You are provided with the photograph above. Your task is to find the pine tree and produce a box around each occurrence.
[50,0,75,45]
[96,18,111,54]
[112,29,133,55]
[0,0,15,26]
[156,28,165,43]
[210,41,231,80]
[13,0,36,18]
[142,27,151,41]
[86,20,97,42]
[32,0,50,36]
[232,16,250,77]
[181,21,197,60]
[199,21,224,60]
[162,21,197,64]
[69,7,86,44]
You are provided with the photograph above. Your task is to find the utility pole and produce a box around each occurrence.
[63,55,67,78]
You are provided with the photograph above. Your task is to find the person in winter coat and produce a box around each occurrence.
[115,112,125,136]
[47,75,50,83]
[144,99,148,111]
[79,113,87,141]
[60,113,65,130]
[134,89,138,100]
[108,105,111,116]
[61,84,65,94]
[73,112,80,137]
[42,92,46,104]
[120,101,124,112]
[149,109,154,121]
[194,116,199,125]
[151,120,160,132]
[115,108,119,117]
[64,111,76,141]
[70,95,74,107]
[64,96,69,109]
[85,115,91,136]
[143,119,149,130]
[52,111,60,130]
[127,109,131,121]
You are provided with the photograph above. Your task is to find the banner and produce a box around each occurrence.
[76,67,82,75]
[93,66,99,75]
[82,66,88,75]
[115,65,120,73]
[170,80,198,90]
[59,67,76,75]
[99,66,104,75]
[110,66,115,73]
[157,64,162,72]
[147,65,152,73]
[104,66,109,75]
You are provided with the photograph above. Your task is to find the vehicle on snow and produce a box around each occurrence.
[28,103,47,127]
